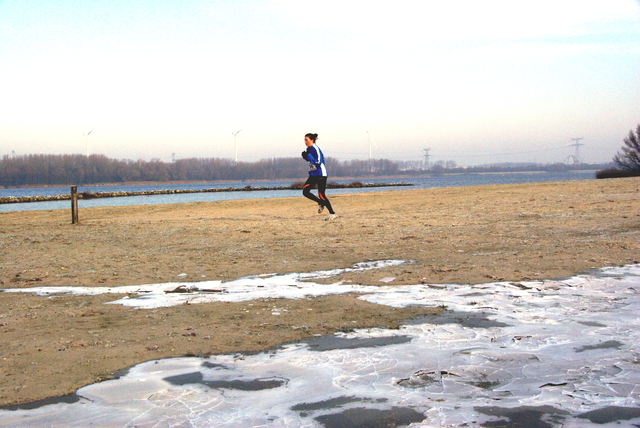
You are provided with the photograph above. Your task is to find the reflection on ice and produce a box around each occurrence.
[1,263,640,427]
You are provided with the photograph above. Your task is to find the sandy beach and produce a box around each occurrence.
[0,177,638,407]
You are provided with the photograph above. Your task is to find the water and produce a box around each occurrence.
[0,171,596,212]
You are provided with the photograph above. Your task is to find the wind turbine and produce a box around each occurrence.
[232,129,242,163]
[84,130,93,157]
[367,123,376,173]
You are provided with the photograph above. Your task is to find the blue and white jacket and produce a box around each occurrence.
[302,143,328,177]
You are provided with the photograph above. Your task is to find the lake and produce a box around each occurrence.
[0,171,596,212]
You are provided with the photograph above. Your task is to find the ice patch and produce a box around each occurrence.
[1,259,407,309]
[1,263,639,427]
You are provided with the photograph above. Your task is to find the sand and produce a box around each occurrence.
[0,177,638,407]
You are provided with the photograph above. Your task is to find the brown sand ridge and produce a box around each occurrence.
[0,177,639,407]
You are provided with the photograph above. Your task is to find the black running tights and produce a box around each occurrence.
[302,176,335,214]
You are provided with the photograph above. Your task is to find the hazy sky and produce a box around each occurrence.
[1,0,639,166]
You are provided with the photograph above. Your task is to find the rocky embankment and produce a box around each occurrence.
[0,182,412,204]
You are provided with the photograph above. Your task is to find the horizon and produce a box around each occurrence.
[1,1,639,166]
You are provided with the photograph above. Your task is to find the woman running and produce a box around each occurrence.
[301,133,337,220]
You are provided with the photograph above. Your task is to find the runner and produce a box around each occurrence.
[301,133,336,220]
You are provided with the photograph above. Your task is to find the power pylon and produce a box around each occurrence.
[570,137,584,164]
[423,148,431,170]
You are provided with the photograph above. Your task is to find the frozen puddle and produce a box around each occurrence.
[2,263,640,427]
[1,260,407,308]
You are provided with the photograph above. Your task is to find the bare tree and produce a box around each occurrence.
[614,124,640,171]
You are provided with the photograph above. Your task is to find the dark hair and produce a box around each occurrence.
[305,133,318,142]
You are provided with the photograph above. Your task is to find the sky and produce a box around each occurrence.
[1,0,639,166]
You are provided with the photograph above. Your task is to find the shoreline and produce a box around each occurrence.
[0,182,412,204]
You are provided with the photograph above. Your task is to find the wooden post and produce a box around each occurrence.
[71,186,79,224]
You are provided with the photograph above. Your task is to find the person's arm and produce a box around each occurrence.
[305,146,320,166]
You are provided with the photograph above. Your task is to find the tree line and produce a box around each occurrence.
[1,150,622,188]
[0,154,403,187]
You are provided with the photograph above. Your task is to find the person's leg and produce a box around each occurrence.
[316,177,335,215]
[302,176,323,205]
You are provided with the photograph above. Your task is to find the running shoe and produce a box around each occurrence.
[318,204,325,214]
[326,214,337,221]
